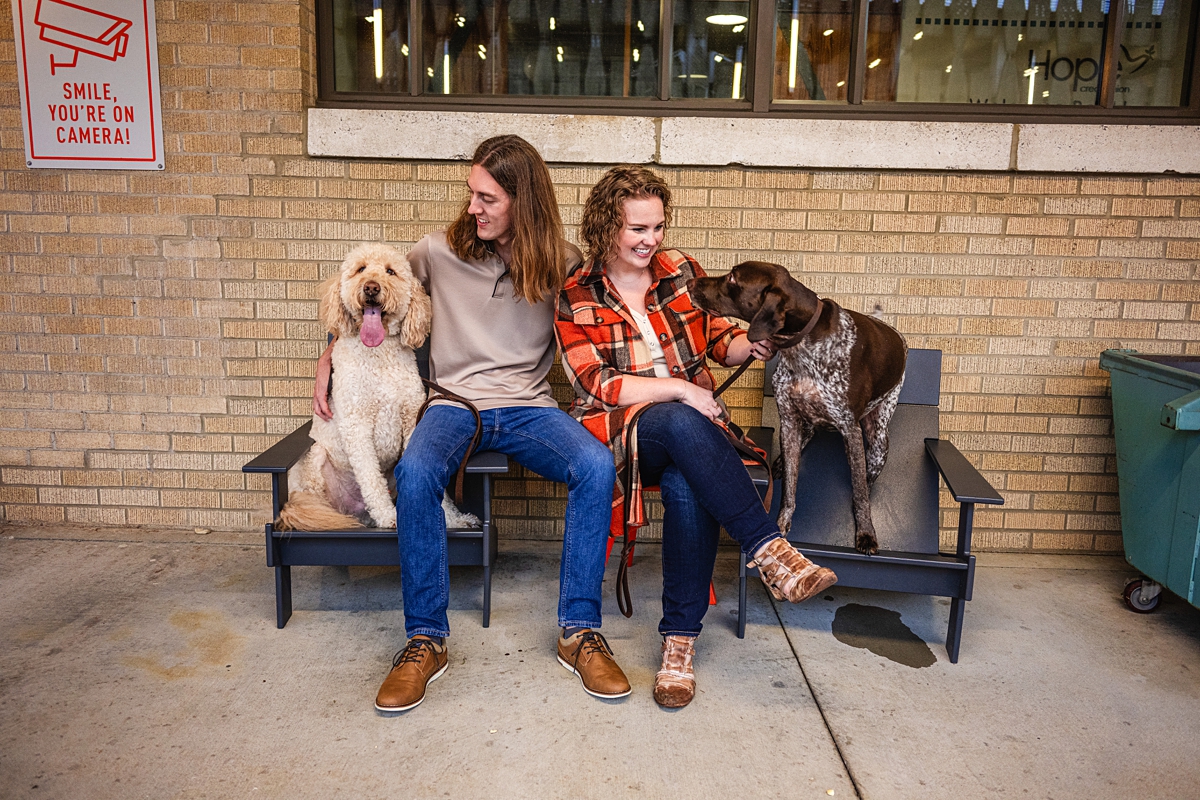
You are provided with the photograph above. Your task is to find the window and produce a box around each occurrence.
[318,0,1200,118]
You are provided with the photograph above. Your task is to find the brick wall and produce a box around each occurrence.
[2,1,1198,551]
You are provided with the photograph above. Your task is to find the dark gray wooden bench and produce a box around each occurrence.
[739,348,1004,662]
[242,347,507,629]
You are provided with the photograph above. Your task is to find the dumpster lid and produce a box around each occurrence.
[1099,350,1200,390]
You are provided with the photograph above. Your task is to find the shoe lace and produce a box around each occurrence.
[572,631,613,666]
[392,638,438,669]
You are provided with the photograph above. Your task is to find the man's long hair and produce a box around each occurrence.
[446,135,565,305]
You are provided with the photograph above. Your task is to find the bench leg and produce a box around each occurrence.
[946,596,965,664]
[737,561,748,639]
[275,565,292,629]
[482,562,492,628]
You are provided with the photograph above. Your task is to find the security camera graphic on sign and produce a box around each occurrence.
[35,0,132,76]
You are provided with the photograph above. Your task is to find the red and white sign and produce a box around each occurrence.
[11,0,164,170]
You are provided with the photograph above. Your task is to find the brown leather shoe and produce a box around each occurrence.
[557,630,631,699]
[653,635,696,708]
[374,636,448,712]
[748,537,838,603]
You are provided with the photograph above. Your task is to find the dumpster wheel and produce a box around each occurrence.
[1123,578,1162,614]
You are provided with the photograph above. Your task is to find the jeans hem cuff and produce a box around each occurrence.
[659,628,702,638]
[406,628,450,640]
[743,531,783,556]
[558,620,602,630]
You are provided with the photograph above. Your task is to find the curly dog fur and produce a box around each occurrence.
[277,242,477,531]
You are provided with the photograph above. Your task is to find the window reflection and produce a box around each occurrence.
[867,0,1109,104]
[1115,0,1194,106]
[333,0,410,93]
[671,1,751,99]
[773,0,852,101]
[419,0,661,96]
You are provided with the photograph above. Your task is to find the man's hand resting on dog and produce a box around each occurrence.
[313,342,334,421]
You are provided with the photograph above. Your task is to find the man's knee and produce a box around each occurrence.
[569,436,616,489]
[394,448,445,496]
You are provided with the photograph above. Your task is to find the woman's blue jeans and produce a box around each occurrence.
[394,404,616,639]
[636,402,781,637]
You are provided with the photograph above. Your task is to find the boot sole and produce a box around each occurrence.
[557,655,632,699]
[373,660,448,712]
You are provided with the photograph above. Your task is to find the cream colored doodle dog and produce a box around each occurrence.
[277,243,478,531]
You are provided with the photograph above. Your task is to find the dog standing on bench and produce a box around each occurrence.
[690,261,906,555]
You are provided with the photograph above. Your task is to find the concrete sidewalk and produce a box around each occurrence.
[2,524,1198,799]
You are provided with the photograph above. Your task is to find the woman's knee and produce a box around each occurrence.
[643,402,720,442]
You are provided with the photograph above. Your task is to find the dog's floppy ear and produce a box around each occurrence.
[747,288,786,342]
[400,282,432,350]
[318,272,355,338]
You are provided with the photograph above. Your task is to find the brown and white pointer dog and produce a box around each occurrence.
[691,261,906,555]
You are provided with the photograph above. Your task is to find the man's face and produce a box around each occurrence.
[466,164,513,246]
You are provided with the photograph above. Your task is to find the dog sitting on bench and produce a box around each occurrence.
[277,243,476,532]
[690,261,906,555]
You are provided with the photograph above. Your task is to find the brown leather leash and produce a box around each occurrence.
[415,379,482,507]
[613,299,825,618]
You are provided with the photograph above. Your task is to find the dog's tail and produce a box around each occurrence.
[275,490,363,531]
[870,303,885,319]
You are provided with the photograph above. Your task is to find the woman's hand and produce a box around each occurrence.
[313,343,334,421]
[724,332,776,366]
[675,380,723,421]
[748,338,776,362]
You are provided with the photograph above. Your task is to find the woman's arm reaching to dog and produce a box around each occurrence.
[724,333,775,367]
[313,341,334,421]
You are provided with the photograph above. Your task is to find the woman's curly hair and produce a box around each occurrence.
[579,166,673,266]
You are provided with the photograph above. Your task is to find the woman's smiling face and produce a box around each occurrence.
[610,194,665,272]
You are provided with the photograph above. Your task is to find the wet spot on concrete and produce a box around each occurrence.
[122,610,244,680]
[831,603,936,668]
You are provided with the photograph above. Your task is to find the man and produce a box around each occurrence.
[314,136,629,711]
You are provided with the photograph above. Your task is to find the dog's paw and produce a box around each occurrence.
[372,508,397,529]
[855,531,879,556]
[441,496,480,530]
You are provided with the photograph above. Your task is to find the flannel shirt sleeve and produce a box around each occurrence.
[555,293,625,412]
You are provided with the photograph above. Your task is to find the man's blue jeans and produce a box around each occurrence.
[636,402,781,637]
[394,404,616,639]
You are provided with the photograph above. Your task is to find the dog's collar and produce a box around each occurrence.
[772,298,824,349]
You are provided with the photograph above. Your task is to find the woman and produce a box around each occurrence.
[556,165,837,708]
[314,136,630,712]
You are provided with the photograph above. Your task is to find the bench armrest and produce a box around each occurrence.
[924,438,1004,505]
[243,421,314,474]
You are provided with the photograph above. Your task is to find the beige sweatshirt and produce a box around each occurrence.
[406,231,581,411]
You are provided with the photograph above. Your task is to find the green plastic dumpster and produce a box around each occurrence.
[1098,350,1200,613]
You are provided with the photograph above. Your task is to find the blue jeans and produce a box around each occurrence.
[394,404,616,639]
[636,402,781,637]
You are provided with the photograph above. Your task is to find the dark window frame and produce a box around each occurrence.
[315,0,1200,123]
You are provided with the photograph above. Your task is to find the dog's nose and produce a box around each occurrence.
[364,281,380,299]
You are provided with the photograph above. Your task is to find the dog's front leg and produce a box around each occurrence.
[775,392,804,536]
[840,420,878,555]
[341,416,397,529]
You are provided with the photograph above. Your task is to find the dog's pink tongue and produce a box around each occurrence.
[360,307,385,347]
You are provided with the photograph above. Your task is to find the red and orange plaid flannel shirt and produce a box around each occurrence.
[556,248,758,539]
